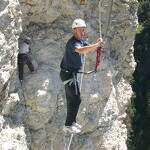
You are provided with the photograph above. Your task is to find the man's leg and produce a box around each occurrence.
[72,83,81,123]
[65,82,81,126]
[18,54,24,81]
[26,54,34,72]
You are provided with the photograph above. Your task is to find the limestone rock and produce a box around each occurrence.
[0,116,29,150]
[0,0,29,149]
[0,0,139,149]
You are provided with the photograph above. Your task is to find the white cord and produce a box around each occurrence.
[99,0,102,39]
[67,134,74,150]
[79,54,86,92]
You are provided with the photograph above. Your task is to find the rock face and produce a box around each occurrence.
[0,0,21,104]
[0,0,138,150]
[0,0,29,149]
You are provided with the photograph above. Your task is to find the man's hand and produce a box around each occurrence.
[96,37,103,48]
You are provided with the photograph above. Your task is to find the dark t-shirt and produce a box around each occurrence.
[60,36,88,72]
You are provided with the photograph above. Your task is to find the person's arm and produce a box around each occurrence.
[75,38,103,54]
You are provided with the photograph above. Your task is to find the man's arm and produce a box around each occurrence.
[75,38,103,54]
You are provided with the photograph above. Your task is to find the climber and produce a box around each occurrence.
[17,37,34,84]
[60,18,103,134]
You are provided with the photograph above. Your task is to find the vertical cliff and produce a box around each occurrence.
[0,0,30,149]
[0,0,138,149]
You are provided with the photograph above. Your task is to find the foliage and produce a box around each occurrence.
[138,0,150,27]
[127,1,150,150]
[136,24,144,34]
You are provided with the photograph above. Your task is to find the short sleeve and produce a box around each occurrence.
[74,42,82,48]
[69,41,82,52]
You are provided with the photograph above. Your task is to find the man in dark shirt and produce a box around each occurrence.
[60,19,103,133]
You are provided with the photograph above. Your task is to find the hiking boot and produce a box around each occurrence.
[72,122,82,129]
[63,125,81,134]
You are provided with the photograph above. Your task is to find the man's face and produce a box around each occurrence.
[74,27,86,40]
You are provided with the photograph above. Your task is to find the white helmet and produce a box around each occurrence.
[72,19,86,29]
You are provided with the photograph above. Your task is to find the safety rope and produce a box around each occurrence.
[79,54,86,92]
[67,133,74,150]
[94,0,102,73]
[103,0,113,40]
[99,0,102,39]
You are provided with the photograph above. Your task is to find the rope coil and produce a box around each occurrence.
[94,46,102,72]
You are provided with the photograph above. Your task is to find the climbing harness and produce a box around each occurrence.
[63,78,73,86]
